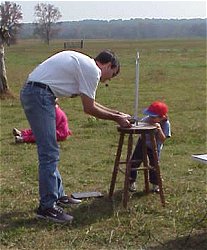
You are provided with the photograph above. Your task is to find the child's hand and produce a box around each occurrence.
[155,123,161,130]
[155,122,166,142]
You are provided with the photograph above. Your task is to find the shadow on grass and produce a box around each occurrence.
[0,209,47,231]
[0,190,123,232]
[0,189,150,232]
[70,190,124,228]
[147,229,207,250]
[70,188,151,228]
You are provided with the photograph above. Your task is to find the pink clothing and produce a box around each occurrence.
[21,129,35,143]
[55,105,72,140]
[21,105,72,143]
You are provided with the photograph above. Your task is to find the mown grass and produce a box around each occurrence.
[0,39,206,249]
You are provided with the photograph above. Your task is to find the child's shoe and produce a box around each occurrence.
[15,136,23,143]
[129,181,137,192]
[152,184,160,193]
[13,128,21,136]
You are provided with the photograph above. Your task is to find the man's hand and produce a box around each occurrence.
[117,111,131,118]
[116,115,132,128]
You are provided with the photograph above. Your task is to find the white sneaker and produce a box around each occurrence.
[13,128,21,136]
[15,136,23,143]
[129,182,137,192]
[152,184,160,193]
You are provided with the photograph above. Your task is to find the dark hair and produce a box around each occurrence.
[95,50,120,75]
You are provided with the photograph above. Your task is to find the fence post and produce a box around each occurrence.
[81,39,84,48]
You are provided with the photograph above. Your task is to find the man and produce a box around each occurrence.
[20,49,131,223]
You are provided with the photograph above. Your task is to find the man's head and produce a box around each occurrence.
[95,50,120,82]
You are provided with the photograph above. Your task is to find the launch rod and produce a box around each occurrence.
[134,51,139,125]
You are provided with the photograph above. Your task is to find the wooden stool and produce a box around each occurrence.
[109,123,165,208]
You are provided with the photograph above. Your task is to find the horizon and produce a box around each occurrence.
[14,1,207,23]
[21,17,206,25]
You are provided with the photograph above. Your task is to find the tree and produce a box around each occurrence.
[0,1,23,44]
[0,26,10,94]
[34,3,62,45]
[0,1,22,95]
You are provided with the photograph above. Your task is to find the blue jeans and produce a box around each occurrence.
[20,83,65,209]
[130,138,159,185]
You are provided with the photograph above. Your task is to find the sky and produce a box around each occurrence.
[14,0,206,23]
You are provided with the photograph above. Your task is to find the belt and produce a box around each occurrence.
[27,81,54,95]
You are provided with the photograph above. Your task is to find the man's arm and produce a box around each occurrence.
[80,94,131,128]
[95,102,130,117]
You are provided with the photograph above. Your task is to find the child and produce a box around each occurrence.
[13,101,72,143]
[129,101,171,193]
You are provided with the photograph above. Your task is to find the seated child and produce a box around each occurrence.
[13,101,72,143]
[129,101,171,192]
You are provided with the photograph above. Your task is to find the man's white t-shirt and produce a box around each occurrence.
[27,51,101,99]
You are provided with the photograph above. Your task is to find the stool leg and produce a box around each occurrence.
[150,134,165,207]
[109,132,125,199]
[141,134,150,193]
[123,133,133,208]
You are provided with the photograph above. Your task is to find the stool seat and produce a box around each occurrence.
[117,122,157,134]
[109,123,165,208]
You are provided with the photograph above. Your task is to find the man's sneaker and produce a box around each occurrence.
[15,136,23,143]
[129,181,137,192]
[57,195,82,207]
[152,184,160,193]
[36,204,73,223]
[13,128,21,136]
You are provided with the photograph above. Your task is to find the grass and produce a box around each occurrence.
[0,39,206,249]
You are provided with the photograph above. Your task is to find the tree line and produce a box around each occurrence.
[1,1,206,44]
[20,18,206,40]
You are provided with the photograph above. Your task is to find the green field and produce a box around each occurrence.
[1,39,206,249]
